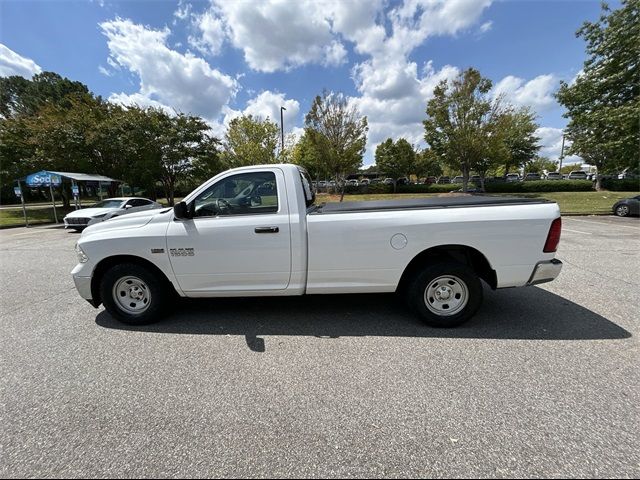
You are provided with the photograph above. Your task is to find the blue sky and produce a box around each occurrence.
[0,0,609,165]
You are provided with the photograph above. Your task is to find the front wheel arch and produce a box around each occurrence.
[90,255,178,307]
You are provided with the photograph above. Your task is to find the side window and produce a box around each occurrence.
[192,171,279,218]
[127,199,149,207]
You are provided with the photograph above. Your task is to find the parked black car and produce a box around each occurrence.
[612,195,640,217]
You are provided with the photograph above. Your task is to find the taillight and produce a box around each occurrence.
[543,217,562,253]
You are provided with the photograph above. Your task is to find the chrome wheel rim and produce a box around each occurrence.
[617,205,629,216]
[424,275,468,316]
[113,276,151,314]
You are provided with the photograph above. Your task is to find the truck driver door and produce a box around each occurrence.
[166,169,291,294]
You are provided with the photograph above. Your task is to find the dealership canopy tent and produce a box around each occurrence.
[15,170,122,226]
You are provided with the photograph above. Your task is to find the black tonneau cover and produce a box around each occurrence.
[312,195,550,214]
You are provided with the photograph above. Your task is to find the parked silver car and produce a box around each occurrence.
[64,197,163,231]
[568,170,588,180]
[505,173,521,183]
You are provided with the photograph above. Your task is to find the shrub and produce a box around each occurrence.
[397,184,461,193]
[600,178,640,191]
[365,183,393,194]
[484,180,593,193]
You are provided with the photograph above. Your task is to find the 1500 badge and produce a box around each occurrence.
[169,248,195,257]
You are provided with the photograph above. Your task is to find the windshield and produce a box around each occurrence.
[92,199,124,209]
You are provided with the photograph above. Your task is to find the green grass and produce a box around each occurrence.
[0,206,76,227]
[319,191,637,215]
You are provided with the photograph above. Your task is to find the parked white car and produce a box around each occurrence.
[72,164,562,328]
[64,197,163,231]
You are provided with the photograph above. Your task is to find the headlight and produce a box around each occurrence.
[93,213,108,219]
[75,243,88,263]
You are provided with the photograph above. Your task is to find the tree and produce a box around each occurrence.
[291,131,326,180]
[375,138,416,191]
[155,112,214,206]
[0,71,91,119]
[304,91,368,201]
[423,69,502,192]
[414,149,444,179]
[556,0,639,190]
[473,108,540,190]
[524,156,558,174]
[501,108,541,175]
[221,114,279,168]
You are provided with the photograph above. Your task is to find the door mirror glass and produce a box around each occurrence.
[173,201,191,220]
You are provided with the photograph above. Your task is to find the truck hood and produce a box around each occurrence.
[81,208,171,236]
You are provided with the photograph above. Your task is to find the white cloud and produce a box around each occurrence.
[189,8,226,56]
[351,61,460,160]
[214,91,301,140]
[535,126,581,163]
[342,0,492,163]
[98,65,113,77]
[173,0,192,22]
[493,74,557,111]
[242,90,300,126]
[209,0,347,72]
[107,92,175,114]
[479,21,493,33]
[100,18,238,121]
[0,44,42,78]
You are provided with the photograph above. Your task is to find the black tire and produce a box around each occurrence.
[615,204,630,217]
[406,262,483,328]
[100,263,169,325]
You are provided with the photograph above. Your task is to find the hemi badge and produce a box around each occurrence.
[151,248,165,254]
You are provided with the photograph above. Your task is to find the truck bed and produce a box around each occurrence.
[312,195,551,214]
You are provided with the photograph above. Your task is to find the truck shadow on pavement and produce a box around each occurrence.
[96,286,631,351]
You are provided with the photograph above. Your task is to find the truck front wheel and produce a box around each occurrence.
[100,263,169,325]
[407,262,483,328]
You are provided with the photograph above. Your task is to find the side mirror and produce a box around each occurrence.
[173,201,191,220]
[125,205,133,210]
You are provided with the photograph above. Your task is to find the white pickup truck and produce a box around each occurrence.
[72,164,562,328]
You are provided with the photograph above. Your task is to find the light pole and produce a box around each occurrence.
[280,106,286,155]
[558,132,565,173]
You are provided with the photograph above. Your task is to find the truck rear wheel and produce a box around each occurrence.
[100,263,168,325]
[407,262,483,328]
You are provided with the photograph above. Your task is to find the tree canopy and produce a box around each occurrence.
[304,91,368,200]
[221,114,280,168]
[556,0,639,189]
[423,68,540,191]
[375,138,416,190]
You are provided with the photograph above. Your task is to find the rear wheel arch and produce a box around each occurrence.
[90,255,178,306]
[397,244,497,293]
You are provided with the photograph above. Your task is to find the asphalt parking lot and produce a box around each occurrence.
[1,216,638,478]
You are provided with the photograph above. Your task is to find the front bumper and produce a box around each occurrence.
[71,263,100,307]
[527,259,563,286]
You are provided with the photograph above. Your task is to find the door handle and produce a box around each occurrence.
[255,226,279,234]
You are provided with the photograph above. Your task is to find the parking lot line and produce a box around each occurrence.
[563,228,593,235]
[565,217,639,230]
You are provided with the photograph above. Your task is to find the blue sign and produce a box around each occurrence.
[14,186,22,197]
[72,185,79,196]
[25,171,62,187]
